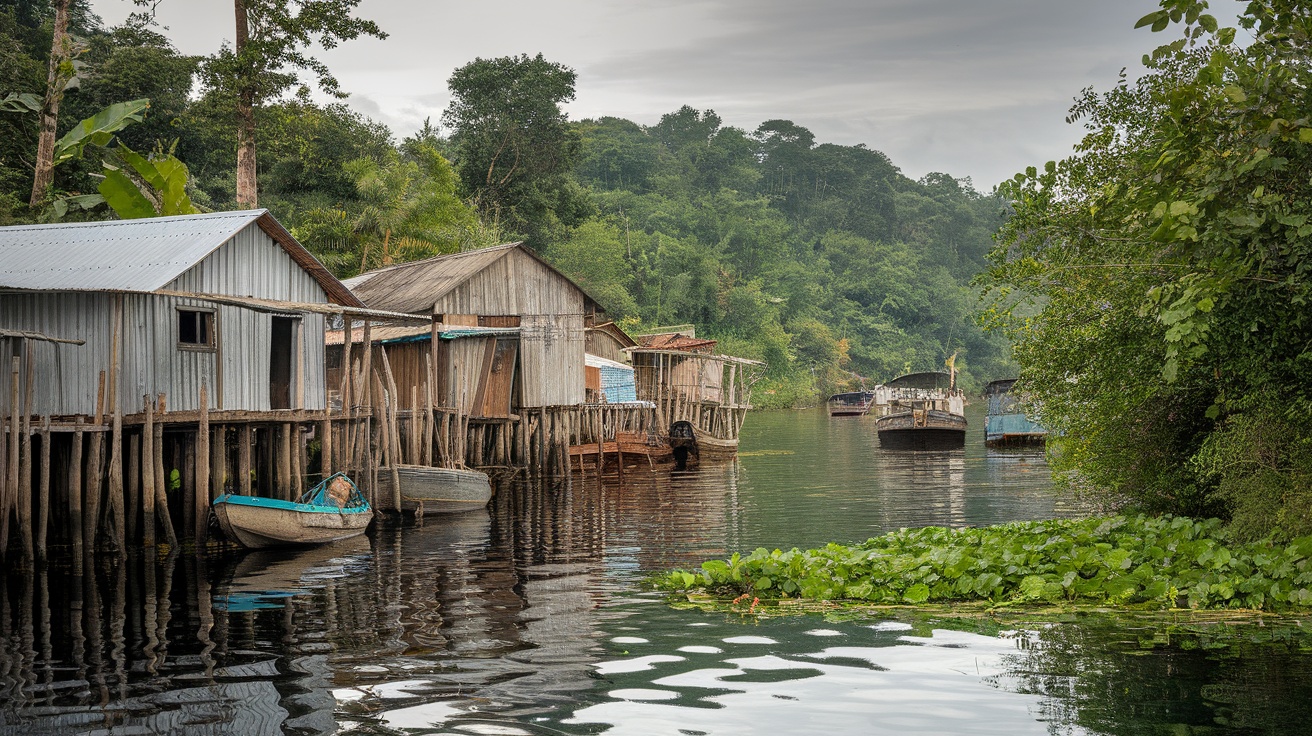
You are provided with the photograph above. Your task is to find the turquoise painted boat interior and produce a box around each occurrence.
[213,472,371,514]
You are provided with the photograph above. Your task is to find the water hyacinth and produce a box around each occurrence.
[654,516,1312,612]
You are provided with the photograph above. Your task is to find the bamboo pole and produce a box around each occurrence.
[37,416,50,558]
[142,397,155,548]
[195,382,209,544]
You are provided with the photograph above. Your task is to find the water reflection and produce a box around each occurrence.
[1,408,1305,734]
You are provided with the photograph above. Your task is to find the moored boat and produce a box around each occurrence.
[376,464,492,515]
[827,391,875,417]
[692,426,739,460]
[874,371,967,449]
[213,473,372,549]
[984,378,1047,447]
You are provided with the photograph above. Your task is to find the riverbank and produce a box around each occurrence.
[654,515,1312,612]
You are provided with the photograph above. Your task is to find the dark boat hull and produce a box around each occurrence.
[876,410,967,449]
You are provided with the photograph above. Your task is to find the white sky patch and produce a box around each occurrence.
[88,0,1230,187]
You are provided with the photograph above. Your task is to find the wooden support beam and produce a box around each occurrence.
[127,432,140,546]
[211,424,226,502]
[278,423,292,502]
[4,356,20,556]
[108,399,124,553]
[153,418,176,548]
[37,416,50,558]
[142,397,155,548]
[195,382,209,544]
[70,418,84,561]
[239,424,252,496]
[19,357,33,559]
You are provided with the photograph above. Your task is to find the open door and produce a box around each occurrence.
[269,316,298,410]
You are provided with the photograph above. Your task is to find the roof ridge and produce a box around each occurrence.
[0,209,266,233]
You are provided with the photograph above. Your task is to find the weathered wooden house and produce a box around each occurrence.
[0,210,390,554]
[341,242,601,411]
[0,210,362,417]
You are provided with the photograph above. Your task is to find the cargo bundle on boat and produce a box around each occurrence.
[874,371,967,449]
[983,378,1048,447]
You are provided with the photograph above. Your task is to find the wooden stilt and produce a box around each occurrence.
[37,416,50,558]
[127,433,140,545]
[153,419,176,548]
[195,382,210,544]
[239,424,252,496]
[18,379,33,560]
[142,397,155,548]
[278,423,292,502]
[4,356,20,556]
[211,424,226,502]
[320,413,332,478]
[108,401,124,553]
[70,419,84,562]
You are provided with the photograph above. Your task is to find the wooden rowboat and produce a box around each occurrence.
[375,464,492,514]
[692,427,739,460]
[213,473,373,549]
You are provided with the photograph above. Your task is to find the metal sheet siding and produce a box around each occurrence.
[1,289,326,414]
[166,222,330,304]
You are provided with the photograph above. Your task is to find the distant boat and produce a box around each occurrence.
[213,473,373,549]
[984,378,1047,447]
[376,464,492,515]
[875,371,967,449]
[827,391,876,417]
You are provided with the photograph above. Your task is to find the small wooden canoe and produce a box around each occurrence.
[213,473,372,549]
[376,464,492,514]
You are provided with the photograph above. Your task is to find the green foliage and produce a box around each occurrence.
[654,515,1312,612]
[50,97,148,166]
[443,53,590,249]
[981,1,1312,533]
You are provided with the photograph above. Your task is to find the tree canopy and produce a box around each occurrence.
[983,0,1312,538]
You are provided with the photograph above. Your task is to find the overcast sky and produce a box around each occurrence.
[90,0,1169,189]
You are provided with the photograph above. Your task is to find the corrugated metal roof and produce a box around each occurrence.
[0,210,265,291]
[0,209,364,307]
[347,242,599,314]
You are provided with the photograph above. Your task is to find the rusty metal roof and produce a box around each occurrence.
[345,242,598,314]
[0,210,363,307]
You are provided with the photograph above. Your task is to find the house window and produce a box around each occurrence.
[178,309,215,349]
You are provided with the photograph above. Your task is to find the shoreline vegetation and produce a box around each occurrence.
[652,516,1312,614]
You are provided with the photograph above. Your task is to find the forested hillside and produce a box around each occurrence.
[1,3,1014,405]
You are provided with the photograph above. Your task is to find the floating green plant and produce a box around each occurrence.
[653,516,1312,612]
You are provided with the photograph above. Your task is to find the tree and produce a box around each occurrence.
[199,0,385,208]
[982,0,1312,536]
[28,0,71,206]
[442,53,589,248]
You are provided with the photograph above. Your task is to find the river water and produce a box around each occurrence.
[1,406,1310,735]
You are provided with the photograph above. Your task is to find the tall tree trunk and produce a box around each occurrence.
[29,0,71,208]
[234,0,258,208]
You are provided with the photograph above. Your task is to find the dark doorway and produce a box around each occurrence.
[270,316,297,410]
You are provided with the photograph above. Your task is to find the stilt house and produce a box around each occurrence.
[338,243,602,415]
[0,210,364,417]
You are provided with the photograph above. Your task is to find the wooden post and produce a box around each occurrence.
[423,360,434,467]
[195,382,210,544]
[278,423,292,502]
[239,424,252,496]
[37,416,50,558]
[70,418,84,561]
[18,359,33,559]
[85,371,106,553]
[341,315,353,416]
[4,356,20,555]
[142,397,155,548]
[153,419,176,548]
[127,432,140,545]
[320,413,332,478]
[108,401,124,553]
[211,424,226,501]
